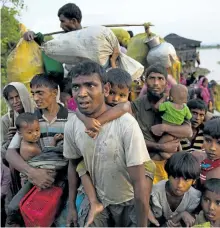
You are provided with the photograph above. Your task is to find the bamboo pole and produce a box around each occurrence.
[42,23,145,36]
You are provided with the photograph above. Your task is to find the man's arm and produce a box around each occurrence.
[128,165,149,227]
[151,122,193,138]
[145,139,180,160]
[6,133,55,188]
[66,159,80,226]
[110,47,120,68]
[164,122,192,138]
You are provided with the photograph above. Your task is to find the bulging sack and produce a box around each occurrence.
[7,39,44,88]
[42,26,119,68]
[118,53,144,81]
[126,33,149,68]
[147,42,177,68]
[111,28,130,47]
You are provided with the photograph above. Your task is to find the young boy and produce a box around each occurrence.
[200,116,220,184]
[148,151,201,227]
[194,178,220,227]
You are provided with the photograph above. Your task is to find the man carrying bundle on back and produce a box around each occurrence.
[23,3,120,71]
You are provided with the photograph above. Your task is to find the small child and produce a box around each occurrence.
[15,112,63,162]
[6,112,65,226]
[200,117,220,184]
[152,84,192,159]
[194,178,220,227]
[148,151,201,227]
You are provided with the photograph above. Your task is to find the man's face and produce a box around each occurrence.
[20,120,41,143]
[146,72,167,97]
[106,85,130,107]
[72,74,110,117]
[202,190,220,223]
[190,108,206,128]
[168,176,194,197]
[204,135,220,161]
[31,85,57,109]
[7,89,24,113]
[59,14,79,32]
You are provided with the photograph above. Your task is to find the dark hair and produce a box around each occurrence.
[209,80,217,88]
[198,75,205,81]
[204,117,220,139]
[203,178,220,195]
[165,151,200,180]
[68,60,107,84]
[58,3,82,22]
[107,68,132,90]
[30,74,58,90]
[3,85,17,100]
[145,63,168,80]
[15,112,38,131]
[61,78,72,96]
[187,99,208,113]
[127,30,134,38]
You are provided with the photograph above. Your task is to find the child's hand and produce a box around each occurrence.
[54,134,64,142]
[180,211,195,227]
[148,209,160,226]
[84,118,101,133]
[166,220,181,227]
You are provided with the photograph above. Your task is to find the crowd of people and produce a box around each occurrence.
[1,2,220,228]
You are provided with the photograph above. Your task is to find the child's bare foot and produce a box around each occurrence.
[85,202,104,227]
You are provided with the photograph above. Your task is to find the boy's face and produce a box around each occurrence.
[19,120,41,143]
[168,176,195,196]
[202,190,220,222]
[204,135,220,160]
[106,85,130,106]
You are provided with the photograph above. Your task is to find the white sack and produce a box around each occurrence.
[147,42,178,68]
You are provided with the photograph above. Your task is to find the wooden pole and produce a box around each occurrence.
[42,23,145,36]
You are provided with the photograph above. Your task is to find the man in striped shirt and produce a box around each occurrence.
[181,99,208,152]
[6,74,74,189]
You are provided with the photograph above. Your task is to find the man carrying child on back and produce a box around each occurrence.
[80,63,193,184]
[64,61,154,227]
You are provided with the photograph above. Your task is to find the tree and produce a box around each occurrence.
[1,0,25,115]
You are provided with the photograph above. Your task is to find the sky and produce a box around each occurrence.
[17,0,220,45]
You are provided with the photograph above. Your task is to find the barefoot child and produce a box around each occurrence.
[148,151,201,227]
[152,84,192,159]
[200,116,220,184]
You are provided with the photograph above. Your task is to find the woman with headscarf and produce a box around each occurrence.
[2,82,35,158]
[198,76,211,106]
[1,82,35,198]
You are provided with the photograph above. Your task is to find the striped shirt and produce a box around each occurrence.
[181,127,204,152]
[35,105,74,148]
[8,105,75,149]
